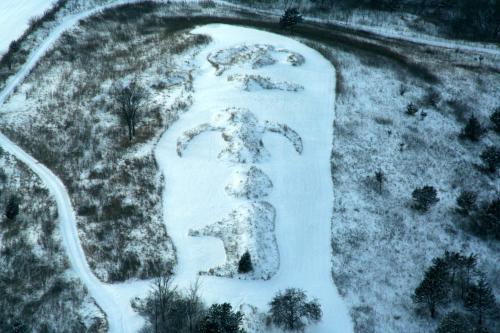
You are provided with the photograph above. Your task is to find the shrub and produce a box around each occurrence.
[412,186,439,212]
[480,146,500,173]
[405,103,418,116]
[460,115,485,142]
[424,89,440,108]
[456,190,477,216]
[269,288,322,332]
[238,251,253,274]
[374,169,385,194]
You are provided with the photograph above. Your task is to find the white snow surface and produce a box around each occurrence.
[155,24,353,332]
[0,0,55,56]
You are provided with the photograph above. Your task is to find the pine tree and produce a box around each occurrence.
[465,276,497,326]
[458,254,478,301]
[279,8,303,30]
[436,311,472,333]
[490,108,500,133]
[198,303,244,333]
[456,191,477,216]
[460,115,485,141]
[480,146,500,173]
[473,198,500,239]
[238,251,253,274]
[413,259,449,318]
[5,195,19,220]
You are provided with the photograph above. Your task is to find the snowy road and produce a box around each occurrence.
[156,24,353,332]
[0,1,164,332]
[217,1,500,57]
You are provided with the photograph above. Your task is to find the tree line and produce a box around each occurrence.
[132,269,322,333]
[307,0,500,41]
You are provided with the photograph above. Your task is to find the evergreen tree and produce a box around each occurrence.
[412,186,439,212]
[490,108,500,133]
[5,195,19,220]
[472,198,500,239]
[460,115,485,141]
[480,146,500,173]
[456,191,477,216]
[198,303,244,333]
[238,251,253,274]
[279,8,303,30]
[465,276,497,326]
[436,311,472,333]
[457,254,478,301]
[413,258,449,318]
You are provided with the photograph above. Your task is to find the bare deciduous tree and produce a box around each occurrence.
[112,80,147,141]
[269,288,322,332]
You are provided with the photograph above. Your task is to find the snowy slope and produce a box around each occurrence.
[0,2,170,333]
[0,0,55,56]
[155,24,353,332]
[218,1,500,57]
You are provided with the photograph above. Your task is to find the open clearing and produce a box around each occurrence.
[155,23,352,333]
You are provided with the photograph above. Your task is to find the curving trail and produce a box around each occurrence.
[0,1,160,332]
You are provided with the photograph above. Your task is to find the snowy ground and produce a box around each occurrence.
[0,0,55,56]
[1,1,497,333]
[155,24,353,332]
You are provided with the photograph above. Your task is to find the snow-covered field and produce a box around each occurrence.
[155,24,353,332]
[0,0,55,56]
[0,1,497,332]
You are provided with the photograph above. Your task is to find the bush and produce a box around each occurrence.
[456,190,477,216]
[269,288,322,332]
[405,103,418,116]
[480,146,500,173]
[238,251,253,274]
[490,108,500,133]
[412,186,439,212]
[460,115,485,142]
